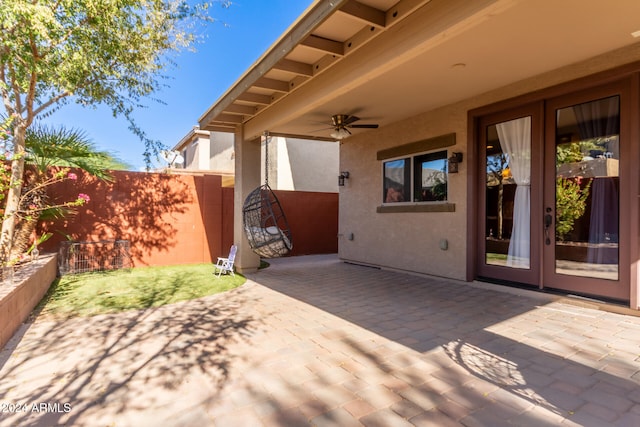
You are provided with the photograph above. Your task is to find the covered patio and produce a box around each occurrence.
[199,0,640,308]
[1,255,639,426]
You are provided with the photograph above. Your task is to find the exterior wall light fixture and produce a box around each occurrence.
[338,171,350,186]
[448,152,463,173]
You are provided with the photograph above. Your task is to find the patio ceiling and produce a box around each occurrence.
[198,0,640,142]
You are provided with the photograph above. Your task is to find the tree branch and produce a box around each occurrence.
[32,91,72,117]
[25,32,41,125]
[0,66,17,118]
[6,63,23,117]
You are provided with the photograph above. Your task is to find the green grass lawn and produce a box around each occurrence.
[486,253,508,262]
[37,264,246,319]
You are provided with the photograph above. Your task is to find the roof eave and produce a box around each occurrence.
[198,0,350,131]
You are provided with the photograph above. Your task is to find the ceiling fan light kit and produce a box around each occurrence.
[329,114,379,140]
[331,128,352,140]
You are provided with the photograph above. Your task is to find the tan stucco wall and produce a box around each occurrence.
[183,141,198,170]
[209,132,235,173]
[264,137,339,192]
[340,104,469,280]
[284,138,339,193]
[199,133,338,192]
[339,42,640,280]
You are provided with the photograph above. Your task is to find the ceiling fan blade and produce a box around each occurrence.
[349,124,379,129]
[309,126,335,133]
[342,115,360,125]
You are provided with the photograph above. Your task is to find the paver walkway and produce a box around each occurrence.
[0,254,639,426]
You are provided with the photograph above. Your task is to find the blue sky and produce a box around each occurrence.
[41,1,314,171]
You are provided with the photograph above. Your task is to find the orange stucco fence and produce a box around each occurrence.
[37,170,338,267]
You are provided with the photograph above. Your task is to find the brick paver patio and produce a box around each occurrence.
[1,254,639,426]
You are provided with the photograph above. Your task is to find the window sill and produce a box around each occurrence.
[376,203,455,213]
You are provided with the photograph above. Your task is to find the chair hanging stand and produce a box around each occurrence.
[242,131,293,258]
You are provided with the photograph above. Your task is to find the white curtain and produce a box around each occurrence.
[496,117,531,268]
[573,96,620,265]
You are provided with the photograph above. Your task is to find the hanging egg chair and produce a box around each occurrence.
[242,132,293,258]
[242,184,293,258]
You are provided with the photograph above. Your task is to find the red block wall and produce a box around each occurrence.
[39,170,224,266]
[38,170,337,267]
[274,190,338,256]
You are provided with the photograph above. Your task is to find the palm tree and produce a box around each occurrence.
[10,124,125,258]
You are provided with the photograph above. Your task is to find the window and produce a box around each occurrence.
[414,152,448,202]
[383,158,410,202]
[383,150,448,203]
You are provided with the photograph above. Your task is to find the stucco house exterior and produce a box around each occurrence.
[174,126,224,172]
[198,0,640,311]
[173,127,339,192]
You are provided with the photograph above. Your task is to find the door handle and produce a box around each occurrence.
[544,208,552,245]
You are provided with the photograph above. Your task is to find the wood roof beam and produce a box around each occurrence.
[300,35,344,56]
[214,114,244,124]
[236,92,272,105]
[252,77,290,93]
[224,104,258,115]
[339,0,386,28]
[273,58,315,76]
[201,124,237,133]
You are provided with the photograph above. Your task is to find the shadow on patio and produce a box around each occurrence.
[244,255,640,426]
[0,254,638,426]
[0,283,260,427]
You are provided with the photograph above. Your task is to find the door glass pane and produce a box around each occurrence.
[485,117,531,269]
[554,96,619,280]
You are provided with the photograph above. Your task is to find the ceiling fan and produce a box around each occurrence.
[329,114,379,140]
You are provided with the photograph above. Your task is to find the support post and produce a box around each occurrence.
[234,127,261,273]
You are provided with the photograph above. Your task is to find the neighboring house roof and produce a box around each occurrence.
[173,126,210,152]
[198,0,640,142]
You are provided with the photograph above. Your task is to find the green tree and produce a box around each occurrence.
[555,177,591,242]
[0,0,227,264]
[487,153,508,239]
[556,142,583,165]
